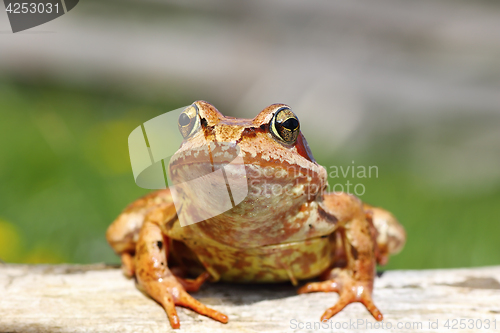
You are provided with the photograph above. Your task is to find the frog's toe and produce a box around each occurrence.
[317,285,383,322]
[319,292,352,321]
[174,271,211,292]
[298,275,383,321]
[147,279,228,329]
[358,291,383,321]
[177,290,229,324]
[159,293,181,329]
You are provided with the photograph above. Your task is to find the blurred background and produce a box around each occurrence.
[0,0,499,270]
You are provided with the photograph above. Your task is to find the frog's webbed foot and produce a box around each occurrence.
[298,268,382,321]
[135,221,228,329]
[142,273,228,329]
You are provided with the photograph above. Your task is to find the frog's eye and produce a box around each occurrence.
[178,104,201,139]
[270,107,300,144]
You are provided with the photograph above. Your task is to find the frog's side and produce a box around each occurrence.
[106,101,406,329]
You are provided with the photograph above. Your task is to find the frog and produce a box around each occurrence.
[106,101,406,329]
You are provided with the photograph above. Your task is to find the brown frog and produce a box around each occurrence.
[106,101,406,329]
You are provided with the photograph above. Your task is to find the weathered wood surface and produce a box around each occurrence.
[1,264,500,333]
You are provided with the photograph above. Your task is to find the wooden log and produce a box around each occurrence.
[1,264,500,332]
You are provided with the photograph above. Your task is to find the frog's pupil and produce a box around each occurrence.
[281,118,298,130]
[179,113,191,126]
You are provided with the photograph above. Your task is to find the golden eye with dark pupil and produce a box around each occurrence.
[270,107,300,144]
[178,104,200,138]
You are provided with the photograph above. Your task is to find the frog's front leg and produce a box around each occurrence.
[135,219,228,329]
[298,192,383,321]
[106,189,174,277]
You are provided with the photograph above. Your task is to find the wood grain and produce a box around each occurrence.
[1,264,500,332]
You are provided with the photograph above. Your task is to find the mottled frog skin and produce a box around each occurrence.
[106,101,406,329]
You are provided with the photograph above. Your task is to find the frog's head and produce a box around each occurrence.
[168,101,328,247]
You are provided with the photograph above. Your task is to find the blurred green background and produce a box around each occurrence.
[0,0,499,270]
